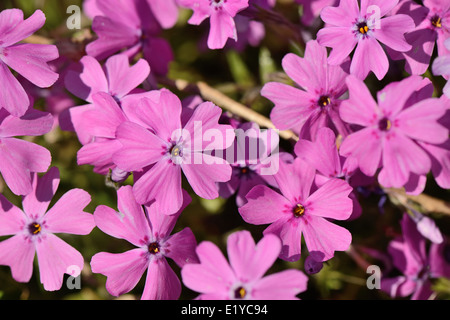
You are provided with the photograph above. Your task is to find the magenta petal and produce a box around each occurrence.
[374,15,414,52]
[44,189,94,235]
[320,0,359,27]
[147,0,179,29]
[275,158,315,204]
[77,139,122,175]
[78,55,109,100]
[36,233,84,291]
[360,0,399,17]
[181,241,235,295]
[22,167,60,220]
[351,37,389,80]
[0,194,26,236]
[1,43,59,88]
[208,11,236,49]
[305,178,353,220]
[0,62,29,117]
[94,186,151,247]
[252,269,308,300]
[239,185,291,225]
[141,258,181,300]
[227,231,281,282]
[181,153,231,200]
[302,215,352,261]
[133,159,183,213]
[0,234,35,283]
[0,109,53,138]
[90,249,149,297]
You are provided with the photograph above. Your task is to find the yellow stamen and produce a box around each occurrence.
[293,204,305,217]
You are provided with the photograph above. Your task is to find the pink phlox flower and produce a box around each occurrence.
[432,38,450,97]
[239,157,353,262]
[317,0,415,80]
[181,230,308,300]
[0,167,95,291]
[90,186,198,300]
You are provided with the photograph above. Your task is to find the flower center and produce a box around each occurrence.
[378,117,392,131]
[318,95,331,107]
[293,204,305,217]
[357,21,370,34]
[170,145,182,158]
[148,242,160,255]
[234,286,247,299]
[431,15,442,28]
[28,222,42,235]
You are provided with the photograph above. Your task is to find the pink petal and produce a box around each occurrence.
[78,55,109,101]
[181,153,231,200]
[227,231,281,283]
[94,185,152,247]
[339,127,383,177]
[208,10,236,49]
[301,215,352,261]
[263,82,316,132]
[0,61,29,117]
[374,15,414,52]
[141,258,181,300]
[360,0,399,17]
[77,139,122,175]
[113,121,166,171]
[305,178,353,220]
[0,194,26,236]
[320,0,359,27]
[147,0,179,29]
[239,185,292,225]
[165,227,199,267]
[381,131,431,187]
[35,233,84,291]
[90,249,149,297]
[1,43,59,88]
[396,98,448,144]
[317,27,357,65]
[181,241,235,294]
[0,138,51,196]
[351,36,389,80]
[0,9,45,46]
[0,234,35,283]
[43,189,94,235]
[22,167,60,220]
[133,159,183,213]
[251,269,308,300]
[105,55,150,99]
[0,108,53,138]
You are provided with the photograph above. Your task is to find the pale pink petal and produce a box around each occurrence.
[0,108,53,138]
[147,0,179,29]
[0,234,35,283]
[36,233,84,291]
[181,241,235,294]
[251,269,308,300]
[165,227,199,267]
[227,231,281,283]
[360,0,399,17]
[77,139,122,175]
[0,10,45,46]
[141,258,181,300]
[320,0,359,27]
[317,27,357,65]
[94,185,151,247]
[43,189,94,235]
[78,55,109,100]
[90,249,149,297]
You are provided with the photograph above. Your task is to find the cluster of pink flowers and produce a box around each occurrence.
[0,0,448,301]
